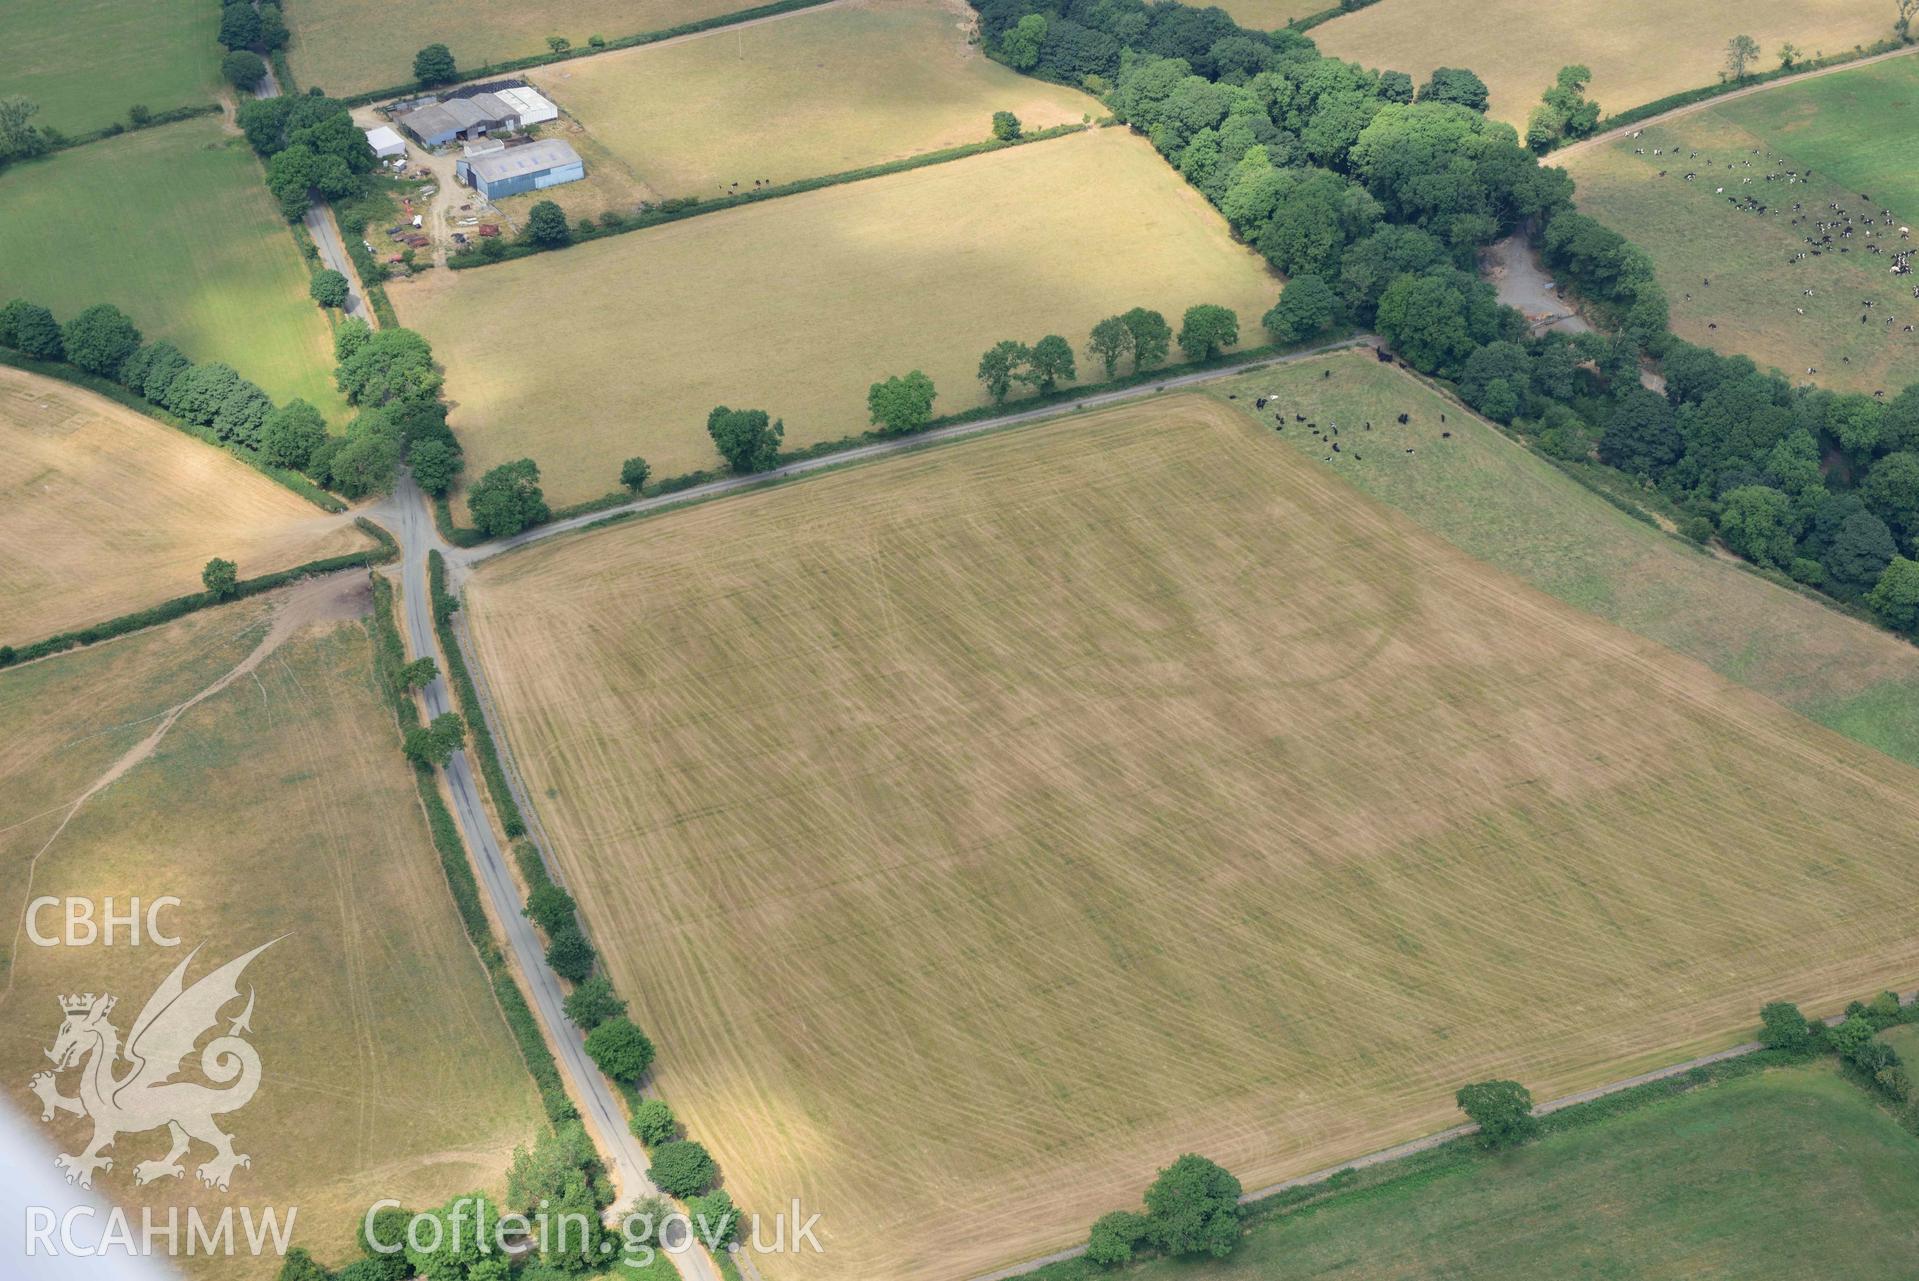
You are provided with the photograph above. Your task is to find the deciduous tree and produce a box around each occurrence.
[868,370,937,434]
[706,406,783,473]
[1456,1079,1535,1147]
[467,459,550,537]
[1144,1154,1241,1258]
[61,304,142,378]
[585,1017,657,1083]
[202,558,239,599]
[413,44,458,86]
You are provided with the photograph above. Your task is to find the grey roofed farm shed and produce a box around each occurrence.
[394,93,520,147]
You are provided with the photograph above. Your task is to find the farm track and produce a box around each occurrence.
[1552,43,1919,162]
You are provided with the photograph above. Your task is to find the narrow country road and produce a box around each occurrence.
[453,335,1378,572]
[1552,43,1919,162]
[251,53,371,319]
[365,475,722,1281]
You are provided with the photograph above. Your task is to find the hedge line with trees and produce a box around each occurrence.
[426,552,526,836]
[449,123,1092,269]
[0,519,393,666]
[419,563,742,1241]
[0,297,356,509]
[367,575,576,1127]
[968,0,1919,641]
[330,0,842,110]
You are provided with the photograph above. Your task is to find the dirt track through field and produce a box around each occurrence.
[0,575,367,995]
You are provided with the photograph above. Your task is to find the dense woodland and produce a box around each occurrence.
[971,0,1919,635]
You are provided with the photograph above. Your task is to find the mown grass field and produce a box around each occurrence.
[1214,351,1919,764]
[466,393,1919,1281]
[0,368,368,644]
[0,589,544,1278]
[286,0,765,96]
[398,128,1279,510]
[1068,1064,1919,1280]
[0,0,220,135]
[1563,57,1919,395]
[1312,0,1894,129]
[526,0,1097,203]
[0,119,350,420]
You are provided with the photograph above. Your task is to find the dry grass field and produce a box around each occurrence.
[1213,350,1919,763]
[0,368,369,645]
[1561,58,1919,395]
[398,128,1279,510]
[526,0,1098,203]
[286,0,762,96]
[1208,0,1328,32]
[1312,0,1893,129]
[466,394,1919,1281]
[0,586,544,1277]
[0,120,350,419]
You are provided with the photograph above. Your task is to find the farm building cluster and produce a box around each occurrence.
[374,80,584,201]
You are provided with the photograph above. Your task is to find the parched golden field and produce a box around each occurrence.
[286,0,758,95]
[1312,0,1892,128]
[0,368,369,644]
[0,588,544,1277]
[398,128,1280,510]
[466,394,1919,1281]
[527,0,1098,202]
[1560,67,1919,395]
[1207,0,1327,32]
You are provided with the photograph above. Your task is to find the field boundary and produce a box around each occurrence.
[440,335,1371,553]
[0,349,346,511]
[1549,40,1919,156]
[447,122,1100,270]
[426,552,526,836]
[0,518,394,668]
[35,103,226,156]
[329,0,844,107]
[983,991,1919,1281]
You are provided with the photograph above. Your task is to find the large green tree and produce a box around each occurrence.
[868,370,938,434]
[1176,305,1238,361]
[1456,1079,1536,1147]
[1120,307,1172,371]
[467,459,550,537]
[977,340,1030,404]
[1144,1154,1241,1259]
[61,304,142,378]
[414,44,458,86]
[585,1017,656,1083]
[706,406,784,473]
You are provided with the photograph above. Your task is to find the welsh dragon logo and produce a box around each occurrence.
[28,941,278,1191]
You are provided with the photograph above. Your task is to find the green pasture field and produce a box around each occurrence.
[0,0,220,136]
[1562,61,1919,396]
[524,0,1098,204]
[1312,0,1896,129]
[0,119,350,421]
[1050,1063,1919,1280]
[0,590,544,1278]
[399,127,1280,511]
[286,0,764,96]
[467,392,1919,1281]
[1213,350,1919,765]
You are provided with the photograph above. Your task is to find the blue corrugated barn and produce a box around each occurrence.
[457,139,585,200]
